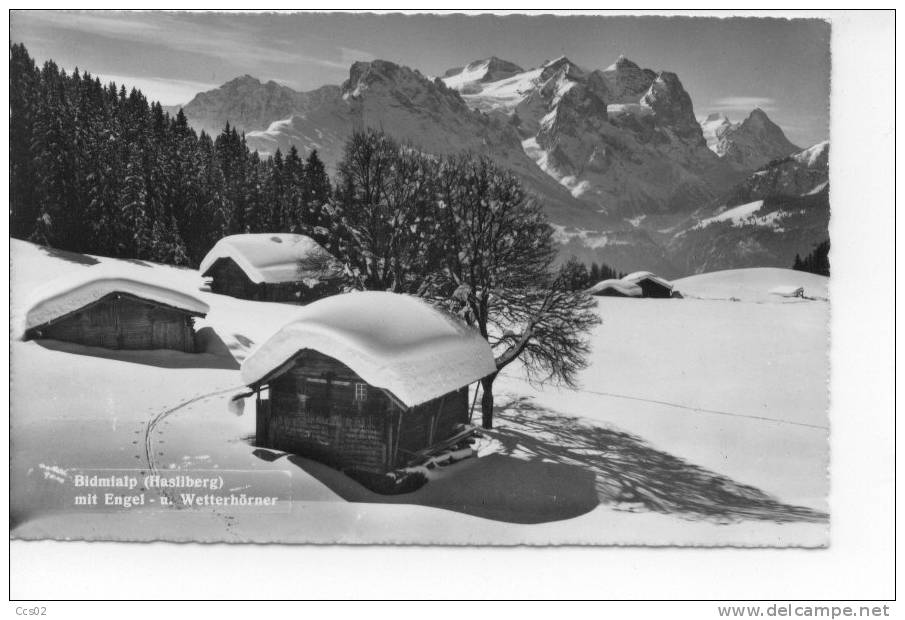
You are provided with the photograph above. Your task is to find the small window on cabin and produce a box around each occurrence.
[296,390,309,412]
[354,383,368,402]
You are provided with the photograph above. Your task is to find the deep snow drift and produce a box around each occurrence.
[10,241,829,545]
[674,267,828,302]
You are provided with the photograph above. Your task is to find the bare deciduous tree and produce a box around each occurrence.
[432,154,601,428]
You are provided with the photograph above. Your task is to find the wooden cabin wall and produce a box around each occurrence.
[208,258,339,304]
[638,280,673,298]
[393,387,469,466]
[267,350,394,472]
[207,258,258,299]
[32,294,196,352]
[264,351,472,472]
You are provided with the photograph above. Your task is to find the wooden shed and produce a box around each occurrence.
[621,271,675,298]
[23,273,209,352]
[240,292,497,473]
[586,278,643,298]
[199,233,342,303]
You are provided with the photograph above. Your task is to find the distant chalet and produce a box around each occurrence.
[588,271,675,299]
[200,233,342,303]
[240,292,497,473]
[23,270,209,352]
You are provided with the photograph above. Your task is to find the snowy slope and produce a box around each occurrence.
[695,200,767,228]
[673,267,828,302]
[10,242,828,544]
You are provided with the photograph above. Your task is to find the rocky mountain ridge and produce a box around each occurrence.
[175,54,825,277]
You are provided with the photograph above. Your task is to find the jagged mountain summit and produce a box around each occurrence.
[698,108,801,171]
[442,57,525,92]
[174,54,825,278]
[177,74,340,138]
[442,54,743,218]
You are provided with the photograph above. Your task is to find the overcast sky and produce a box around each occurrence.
[10,11,831,147]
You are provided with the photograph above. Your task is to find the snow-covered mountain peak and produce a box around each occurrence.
[543,55,572,69]
[699,108,801,171]
[604,54,641,72]
[791,140,829,168]
[441,56,524,91]
[640,71,701,139]
[740,107,776,131]
[601,55,656,104]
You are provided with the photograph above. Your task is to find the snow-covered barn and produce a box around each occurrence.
[587,271,675,298]
[586,278,643,298]
[769,285,805,298]
[23,270,209,352]
[621,271,675,298]
[240,291,497,473]
[200,233,342,303]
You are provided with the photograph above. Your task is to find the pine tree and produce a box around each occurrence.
[303,149,331,233]
[561,256,590,290]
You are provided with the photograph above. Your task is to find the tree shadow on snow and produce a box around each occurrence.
[491,396,827,524]
[252,449,599,525]
[34,331,240,370]
[35,245,99,266]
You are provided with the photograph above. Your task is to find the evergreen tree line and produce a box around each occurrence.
[9,43,331,266]
[793,240,830,277]
[559,256,625,291]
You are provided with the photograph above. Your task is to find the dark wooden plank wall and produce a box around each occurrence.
[638,279,673,298]
[264,350,471,472]
[32,294,196,352]
[207,257,340,304]
[207,258,258,299]
[268,350,393,472]
[394,387,469,465]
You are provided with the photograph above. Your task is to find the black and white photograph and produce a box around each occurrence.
[5,9,872,558]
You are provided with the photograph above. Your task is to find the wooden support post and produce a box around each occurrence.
[428,395,446,447]
[391,407,405,468]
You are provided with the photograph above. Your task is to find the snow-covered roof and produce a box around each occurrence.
[241,291,497,408]
[25,267,209,330]
[586,279,643,297]
[622,271,674,290]
[769,285,805,298]
[199,233,341,285]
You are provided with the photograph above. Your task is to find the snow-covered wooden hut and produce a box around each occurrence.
[621,271,675,298]
[23,270,209,352]
[586,278,643,298]
[769,285,805,298]
[199,233,342,303]
[240,292,497,473]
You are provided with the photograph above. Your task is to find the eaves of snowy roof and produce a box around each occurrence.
[199,233,341,285]
[769,285,805,298]
[241,291,497,408]
[622,271,674,290]
[586,279,643,297]
[25,268,209,330]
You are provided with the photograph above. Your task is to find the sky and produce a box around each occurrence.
[10,11,831,147]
